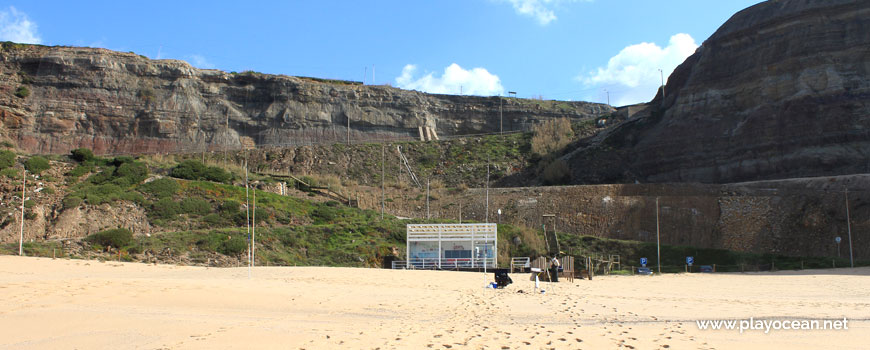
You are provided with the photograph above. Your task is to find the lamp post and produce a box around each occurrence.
[844,188,854,268]
[656,196,661,274]
[19,168,25,256]
[658,69,665,100]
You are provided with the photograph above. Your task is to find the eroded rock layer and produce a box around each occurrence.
[568,0,870,184]
[0,44,612,155]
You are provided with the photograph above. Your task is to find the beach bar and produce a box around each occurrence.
[401,223,497,269]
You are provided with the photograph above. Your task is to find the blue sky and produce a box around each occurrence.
[1,0,762,106]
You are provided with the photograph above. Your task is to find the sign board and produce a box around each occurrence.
[640,257,648,267]
[835,236,842,243]
[686,256,694,266]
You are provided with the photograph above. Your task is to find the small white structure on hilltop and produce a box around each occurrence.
[401,223,497,269]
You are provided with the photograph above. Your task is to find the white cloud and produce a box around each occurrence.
[502,0,589,25]
[581,33,698,106]
[0,6,41,44]
[396,63,504,96]
[188,54,215,69]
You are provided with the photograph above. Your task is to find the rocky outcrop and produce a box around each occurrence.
[0,43,612,155]
[566,0,870,184]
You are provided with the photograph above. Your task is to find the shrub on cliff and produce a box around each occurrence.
[85,228,133,249]
[180,198,212,216]
[150,198,181,220]
[140,177,179,199]
[14,86,29,98]
[24,156,50,174]
[531,118,574,157]
[0,150,15,169]
[170,160,233,183]
[70,148,95,162]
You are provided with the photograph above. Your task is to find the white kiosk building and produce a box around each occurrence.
[403,223,497,269]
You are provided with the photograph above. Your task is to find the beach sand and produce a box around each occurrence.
[1,255,867,349]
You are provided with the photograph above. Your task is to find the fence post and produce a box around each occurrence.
[713,264,716,272]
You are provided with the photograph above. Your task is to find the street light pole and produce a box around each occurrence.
[19,169,25,256]
[845,188,854,268]
[656,196,661,274]
[658,69,665,100]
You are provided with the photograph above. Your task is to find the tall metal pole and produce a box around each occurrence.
[485,161,490,223]
[426,178,430,220]
[499,96,503,135]
[845,188,854,268]
[245,159,251,274]
[656,196,661,274]
[658,69,665,100]
[459,200,462,224]
[381,144,385,219]
[252,188,256,268]
[19,169,25,256]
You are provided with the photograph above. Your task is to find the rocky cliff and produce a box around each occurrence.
[0,43,612,155]
[566,0,870,184]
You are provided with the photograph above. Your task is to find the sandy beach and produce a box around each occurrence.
[1,256,867,349]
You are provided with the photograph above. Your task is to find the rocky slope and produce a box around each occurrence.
[566,0,870,184]
[0,43,612,155]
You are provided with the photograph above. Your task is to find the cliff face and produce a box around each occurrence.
[0,44,612,155]
[567,0,870,184]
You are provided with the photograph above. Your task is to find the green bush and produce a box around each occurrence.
[115,161,149,184]
[14,86,30,98]
[24,156,50,174]
[180,198,212,216]
[70,148,95,162]
[0,167,19,179]
[140,178,179,198]
[150,198,181,220]
[66,165,93,178]
[24,199,35,208]
[219,235,247,256]
[40,187,55,195]
[24,211,37,220]
[202,213,229,227]
[63,196,82,209]
[82,183,123,205]
[85,228,133,249]
[0,150,15,169]
[169,160,232,183]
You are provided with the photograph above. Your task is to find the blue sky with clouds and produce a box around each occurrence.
[1,0,762,106]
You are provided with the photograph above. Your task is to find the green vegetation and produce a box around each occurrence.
[70,148,95,162]
[66,165,94,179]
[85,228,133,250]
[179,198,212,216]
[14,86,30,98]
[24,156,50,174]
[140,177,179,198]
[65,157,149,206]
[170,160,233,183]
[0,150,15,169]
